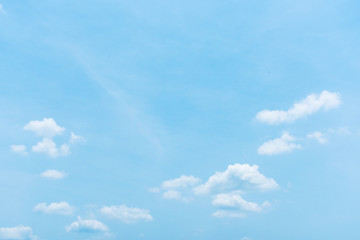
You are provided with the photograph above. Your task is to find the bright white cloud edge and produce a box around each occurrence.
[256,90,341,124]
[257,132,301,155]
[0,225,37,240]
[66,217,108,232]
[193,163,279,195]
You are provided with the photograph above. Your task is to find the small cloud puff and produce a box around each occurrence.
[0,225,37,240]
[257,132,301,155]
[256,91,340,124]
[66,217,108,233]
[161,175,201,189]
[10,145,27,156]
[100,205,153,224]
[32,138,69,158]
[34,202,74,215]
[69,132,86,145]
[24,118,65,138]
[41,169,66,179]
[307,131,327,144]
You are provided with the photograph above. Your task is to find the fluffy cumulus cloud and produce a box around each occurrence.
[31,138,69,157]
[40,169,66,179]
[212,191,270,212]
[161,175,201,189]
[24,118,65,138]
[257,132,301,155]
[12,118,85,158]
[256,91,341,124]
[193,163,278,195]
[307,131,327,144]
[0,225,37,240]
[10,145,27,156]
[101,205,153,223]
[34,202,74,215]
[66,217,108,233]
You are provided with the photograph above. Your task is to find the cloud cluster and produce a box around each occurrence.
[257,132,301,155]
[0,225,37,240]
[256,91,340,124]
[34,202,74,215]
[11,118,85,158]
[152,163,278,218]
[66,217,108,232]
[101,205,153,223]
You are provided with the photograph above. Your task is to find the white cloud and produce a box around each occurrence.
[100,205,153,223]
[212,210,246,218]
[257,132,301,155]
[193,163,279,195]
[0,225,37,240]
[31,138,69,157]
[66,217,108,232]
[162,190,182,200]
[307,131,327,144]
[69,132,86,145]
[212,191,270,212]
[161,175,201,189]
[10,145,27,156]
[34,202,74,215]
[40,169,66,179]
[256,91,341,124]
[24,118,65,138]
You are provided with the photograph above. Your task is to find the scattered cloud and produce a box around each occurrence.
[212,210,246,218]
[31,138,69,157]
[24,118,65,138]
[256,91,341,124]
[162,190,182,200]
[0,225,37,240]
[257,132,301,155]
[41,169,66,179]
[212,191,270,212]
[10,145,27,156]
[161,175,201,189]
[66,217,108,232]
[69,132,86,145]
[307,131,327,144]
[193,163,279,195]
[100,205,153,223]
[34,202,74,215]
[329,127,351,135]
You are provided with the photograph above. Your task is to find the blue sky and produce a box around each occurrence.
[1,0,360,239]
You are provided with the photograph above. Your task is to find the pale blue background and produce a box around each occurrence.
[1,0,360,239]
